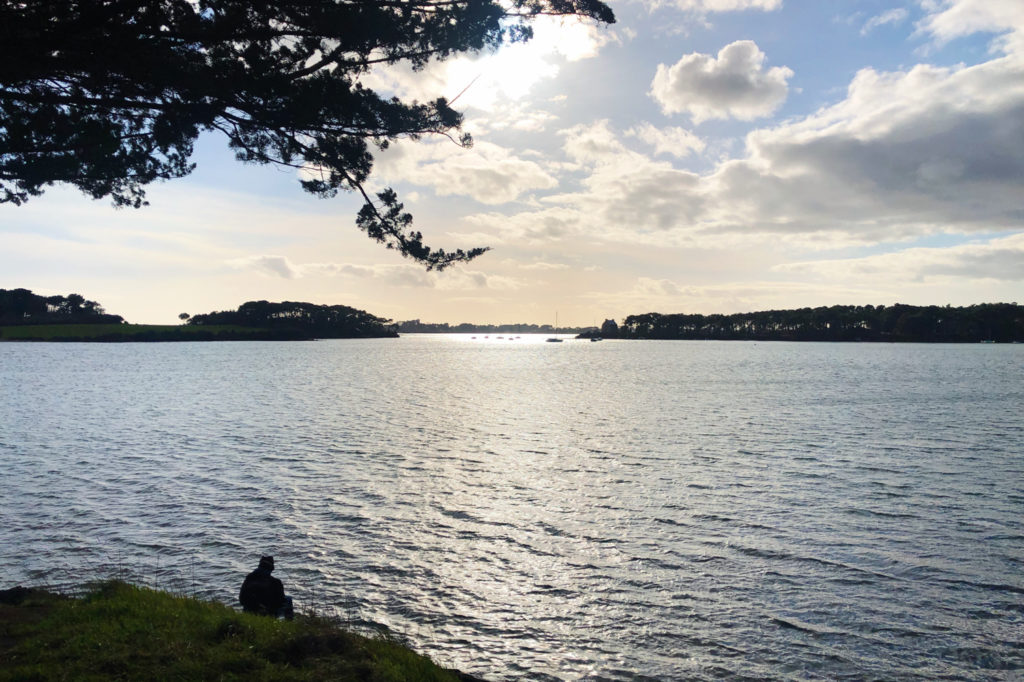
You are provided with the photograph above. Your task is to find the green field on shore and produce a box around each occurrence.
[0,581,467,681]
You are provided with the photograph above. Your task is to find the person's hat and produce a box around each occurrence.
[259,555,275,570]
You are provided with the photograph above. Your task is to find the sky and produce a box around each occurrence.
[3,0,1023,326]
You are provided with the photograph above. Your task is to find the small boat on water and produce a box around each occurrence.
[546,312,563,342]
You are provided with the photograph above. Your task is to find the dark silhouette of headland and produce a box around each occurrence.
[187,300,397,339]
[0,289,396,341]
[0,288,124,326]
[617,303,1024,343]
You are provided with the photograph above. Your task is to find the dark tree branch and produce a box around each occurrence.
[0,0,614,266]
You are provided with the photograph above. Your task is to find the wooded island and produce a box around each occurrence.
[617,304,1024,343]
[0,289,395,341]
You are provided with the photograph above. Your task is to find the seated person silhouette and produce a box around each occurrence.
[239,555,294,619]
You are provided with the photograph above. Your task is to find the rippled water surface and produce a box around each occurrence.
[2,336,1022,680]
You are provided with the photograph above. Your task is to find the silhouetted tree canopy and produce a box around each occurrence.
[189,299,397,338]
[0,288,125,325]
[1,0,614,270]
[600,318,619,338]
[620,304,1024,343]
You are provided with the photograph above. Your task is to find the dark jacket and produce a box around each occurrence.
[239,567,286,614]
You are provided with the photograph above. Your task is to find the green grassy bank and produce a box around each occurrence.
[0,324,302,342]
[0,582,476,681]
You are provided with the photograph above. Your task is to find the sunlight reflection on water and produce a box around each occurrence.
[2,336,1022,680]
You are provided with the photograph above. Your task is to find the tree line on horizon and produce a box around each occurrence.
[1,289,395,340]
[5,288,1022,343]
[188,300,396,338]
[0,288,125,326]
[619,303,1024,343]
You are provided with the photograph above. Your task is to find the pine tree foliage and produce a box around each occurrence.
[0,0,614,269]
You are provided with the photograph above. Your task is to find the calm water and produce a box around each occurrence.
[2,336,1022,680]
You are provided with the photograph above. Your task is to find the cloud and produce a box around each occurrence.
[638,0,782,13]
[465,206,588,242]
[473,104,558,133]
[916,0,1024,53]
[484,42,1024,251]
[436,270,525,291]
[722,56,1024,236]
[531,15,622,62]
[227,255,298,279]
[636,277,684,296]
[225,256,524,290]
[650,40,793,122]
[774,233,1024,282]
[561,157,704,235]
[625,123,706,158]
[372,140,557,204]
[560,120,629,164]
[862,8,909,35]
[358,16,619,113]
[582,277,891,315]
[520,261,571,271]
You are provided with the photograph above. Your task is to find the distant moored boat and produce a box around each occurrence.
[547,312,563,342]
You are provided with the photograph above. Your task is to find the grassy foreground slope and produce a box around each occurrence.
[0,582,468,681]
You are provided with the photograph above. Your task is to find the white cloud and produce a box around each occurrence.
[638,0,782,13]
[520,261,571,271]
[304,262,438,287]
[917,0,1024,53]
[862,8,909,35]
[359,16,618,113]
[225,256,524,290]
[475,104,558,132]
[724,56,1024,235]
[650,40,793,122]
[531,16,621,62]
[226,255,298,279]
[437,270,525,291]
[465,206,587,242]
[559,120,628,164]
[584,277,892,316]
[561,157,704,235]
[636,277,684,296]
[487,44,1024,250]
[373,140,557,204]
[625,123,706,158]
[774,233,1024,282]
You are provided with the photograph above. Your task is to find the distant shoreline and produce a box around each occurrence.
[0,323,397,342]
[0,292,399,341]
[3,325,1022,343]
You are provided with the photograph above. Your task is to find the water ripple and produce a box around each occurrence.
[2,338,1022,680]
